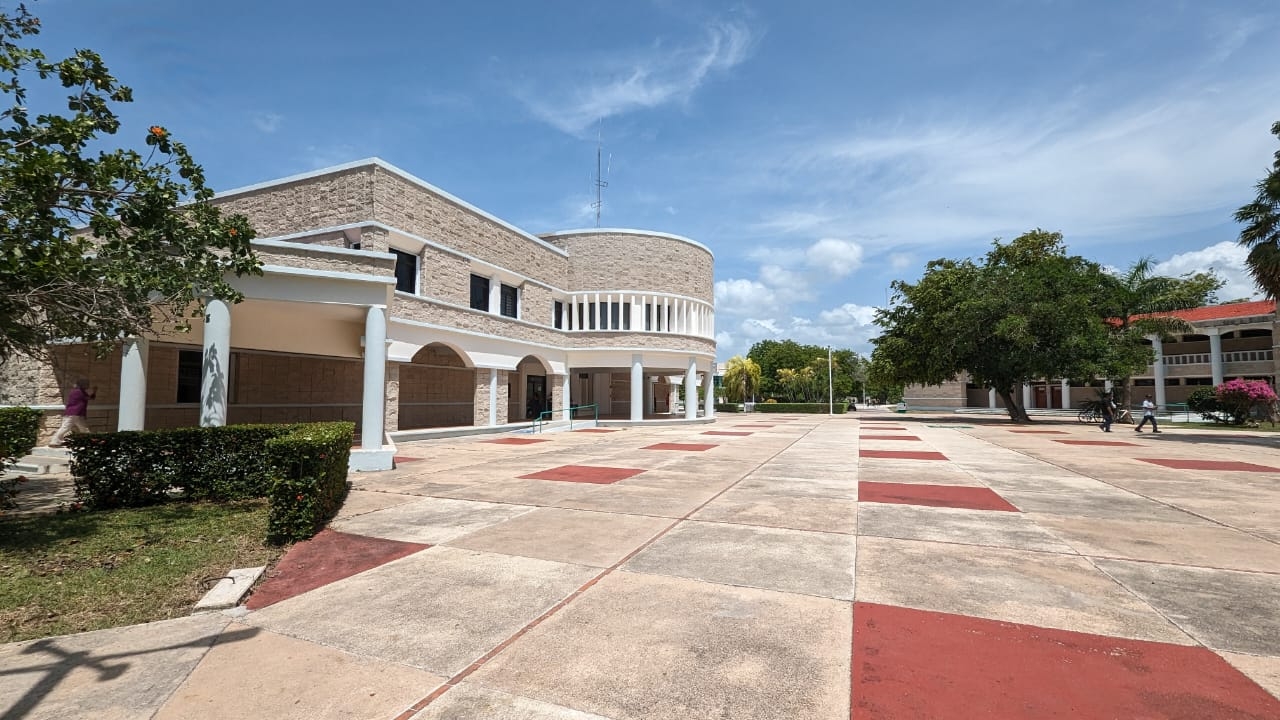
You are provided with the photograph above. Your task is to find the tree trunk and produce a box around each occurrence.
[996,388,1031,422]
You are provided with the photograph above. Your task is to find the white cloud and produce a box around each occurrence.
[253,112,282,133]
[818,303,878,327]
[805,238,864,277]
[1153,240,1261,302]
[888,252,914,271]
[518,20,756,136]
[715,278,776,315]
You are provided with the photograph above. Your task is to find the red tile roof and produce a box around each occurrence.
[1134,300,1275,324]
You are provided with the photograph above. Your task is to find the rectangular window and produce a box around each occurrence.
[391,249,417,294]
[470,274,490,311]
[609,302,621,329]
[622,303,631,330]
[554,301,564,329]
[176,349,202,403]
[645,304,653,331]
[500,284,518,318]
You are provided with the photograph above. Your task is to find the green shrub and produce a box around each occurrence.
[265,422,353,543]
[67,425,289,508]
[0,406,41,467]
[754,402,848,414]
[714,403,743,413]
[1186,387,1221,422]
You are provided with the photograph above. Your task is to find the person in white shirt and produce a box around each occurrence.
[1134,394,1161,433]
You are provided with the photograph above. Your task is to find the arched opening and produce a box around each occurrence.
[511,355,553,421]
[399,343,474,429]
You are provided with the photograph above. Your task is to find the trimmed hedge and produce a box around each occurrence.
[265,423,352,543]
[0,406,41,466]
[754,402,848,414]
[714,403,743,413]
[66,421,354,543]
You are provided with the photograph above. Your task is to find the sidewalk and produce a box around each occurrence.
[2,411,1278,718]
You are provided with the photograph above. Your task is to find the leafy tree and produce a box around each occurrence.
[1097,258,1221,410]
[747,340,811,396]
[721,355,761,403]
[1236,120,1280,297]
[0,5,259,362]
[870,230,1113,422]
[775,367,799,402]
[747,340,863,400]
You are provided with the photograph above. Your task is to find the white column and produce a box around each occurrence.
[593,292,601,330]
[1021,383,1032,410]
[489,276,501,314]
[1208,329,1224,386]
[685,357,697,419]
[604,294,613,330]
[1060,379,1070,410]
[662,297,669,332]
[704,361,715,418]
[567,295,576,331]
[668,380,679,415]
[118,337,149,431]
[988,388,997,409]
[489,368,499,427]
[1150,335,1167,410]
[630,354,643,421]
[361,306,387,450]
[631,295,641,331]
[644,375,655,413]
[200,297,231,427]
[561,371,572,416]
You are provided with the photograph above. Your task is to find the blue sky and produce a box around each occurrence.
[29,0,1280,359]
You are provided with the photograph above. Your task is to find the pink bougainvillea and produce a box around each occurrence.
[1215,378,1278,424]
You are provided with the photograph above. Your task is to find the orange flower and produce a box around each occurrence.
[295,494,304,501]
[228,228,238,237]
[149,126,166,137]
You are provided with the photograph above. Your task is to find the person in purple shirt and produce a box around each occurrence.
[49,378,96,447]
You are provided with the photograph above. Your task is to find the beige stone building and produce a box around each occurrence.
[904,300,1278,411]
[0,159,718,470]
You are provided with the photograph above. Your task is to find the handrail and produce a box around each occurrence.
[533,403,598,433]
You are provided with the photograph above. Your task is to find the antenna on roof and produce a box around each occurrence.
[592,120,609,227]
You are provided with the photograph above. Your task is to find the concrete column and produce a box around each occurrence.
[561,371,572,415]
[384,362,400,433]
[200,297,231,427]
[630,354,644,421]
[704,362,715,418]
[668,380,679,415]
[550,373,566,419]
[1208,329,1224,386]
[685,357,697,420]
[604,294,612,330]
[662,297,669,332]
[631,295,642,331]
[118,337,149,431]
[988,388,997,409]
[1150,335,1167,410]
[1021,383,1032,410]
[489,276,501,315]
[489,368,499,426]
[593,293,601,330]
[644,375,655,414]
[1060,379,1070,410]
[361,306,387,450]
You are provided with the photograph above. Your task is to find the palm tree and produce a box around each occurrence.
[722,355,761,404]
[1101,257,1221,411]
[1236,121,1280,297]
[775,368,798,402]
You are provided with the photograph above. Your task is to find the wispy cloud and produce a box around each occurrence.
[1153,241,1260,302]
[253,112,283,133]
[517,19,756,136]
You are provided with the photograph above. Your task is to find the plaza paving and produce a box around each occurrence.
[2,411,1280,718]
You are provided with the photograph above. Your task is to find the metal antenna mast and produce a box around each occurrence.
[591,121,609,227]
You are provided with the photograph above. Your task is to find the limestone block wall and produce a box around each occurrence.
[371,168,569,289]
[255,242,395,277]
[399,346,474,430]
[418,245,472,306]
[212,166,374,238]
[542,231,713,303]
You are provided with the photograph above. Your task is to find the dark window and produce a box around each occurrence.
[1134,378,1155,386]
[470,274,490,311]
[622,303,631,330]
[391,249,417,294]
[554,301,564,329]
[500,284,518,318]
[645,304,653,331]
[609,302,621,329]
[177,349,202,403]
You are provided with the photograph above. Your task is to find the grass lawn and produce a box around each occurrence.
[0,500,285,643]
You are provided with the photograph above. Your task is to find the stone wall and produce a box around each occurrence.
[255,242,395,278]
[418,245,472,305]
[213,166,374,237]
[544,231,714,303]
[399,346,474,429]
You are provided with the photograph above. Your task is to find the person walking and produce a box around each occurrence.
[1134,393,1161,433]
[1099,393,1115,432]
[49,378,96,447]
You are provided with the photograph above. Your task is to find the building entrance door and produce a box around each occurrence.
[526,375,547,419]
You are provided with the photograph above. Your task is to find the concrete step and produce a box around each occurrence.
[10,447,72,475]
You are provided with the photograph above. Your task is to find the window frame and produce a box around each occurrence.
[500,283,519,319]
[469,274,490,312]
[390,248,418,294]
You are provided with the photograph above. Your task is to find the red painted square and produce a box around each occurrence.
[1054,439,1139,447]
[483,437,549,445]
[573,428,617,433]
[703,431,752,436]
[862,425,906,430]
[519,465,646,484]
[247,530,427,610]
[860,435,921,441]
[852,602,1280,719]
[1140,458,1280,472]
[859,481,1017,511]
[393,455,424,463]
[643,443,718,451]
[1009,430,1068,434]
[860,449,948,461]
